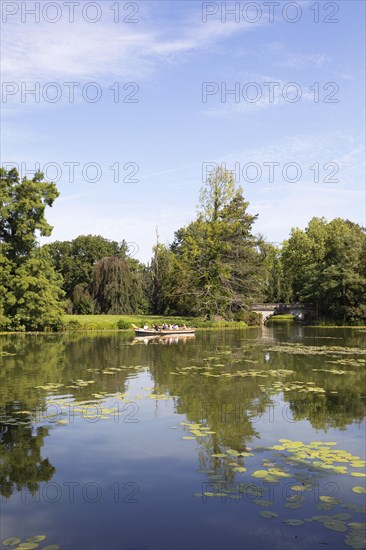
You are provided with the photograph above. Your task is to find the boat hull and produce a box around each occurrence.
[134,329,195,336]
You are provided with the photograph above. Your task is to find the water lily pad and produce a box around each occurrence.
[211,453,227,458]
[323,521,347,532]
[25,537,46,544]
[332,513,352,520]
[252,470,269,478]
[260,511,279,518]
[351,473,366,477]
[283,519,304,526]
[2,538,21,547]
[226,449,240,456]
[17,543,39,550]
[319,496,340,504]
[254,499,273,507]
[352,486,366,494]
[312,515,331,522]
[42,546,60,550]
[317,503,333,510]
[285,502,303,509]
[182,436,196,440]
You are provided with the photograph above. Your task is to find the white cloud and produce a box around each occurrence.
[1,11,262,85]
[207,131,365,189]
[279,53,331,69]
[203,74,317,117]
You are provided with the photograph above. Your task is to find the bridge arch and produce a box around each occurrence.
[250,303,314,323]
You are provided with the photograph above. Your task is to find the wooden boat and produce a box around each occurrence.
[134,327,196,336]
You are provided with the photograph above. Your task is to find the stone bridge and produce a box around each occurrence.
[250,303,315,323]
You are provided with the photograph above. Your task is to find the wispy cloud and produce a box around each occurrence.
[203,73,317,117]
[1,11,262,85]
[203,131,365,192]
[279,52,331,69]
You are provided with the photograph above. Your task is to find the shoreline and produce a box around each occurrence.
[1,324,365,336]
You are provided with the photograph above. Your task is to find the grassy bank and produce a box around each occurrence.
[307,324,366,329]
[266,314,296,321]
[62,314,250,331]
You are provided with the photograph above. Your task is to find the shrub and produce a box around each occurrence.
[66,319,82,331]
[117,319,132,330]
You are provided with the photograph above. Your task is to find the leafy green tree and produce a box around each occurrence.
[71,284,95,314]
[8,252,64,331]
[0,168,64,330]
[0,245,15,329]
[170,167,265,319]
[199,165,235,222]
[90,256,146,314]
[148,243,189,315]
[1,168,59,260]
[45,235,122,299]
[263,243,291,303]
[282,217,366,322]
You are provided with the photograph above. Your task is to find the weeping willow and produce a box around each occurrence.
[90,256,144,314]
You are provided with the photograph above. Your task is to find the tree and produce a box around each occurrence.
[262,243,291,303]
[45,235,122,299]
[148,243,188,315]
[0,168,59,261]
[90,256,146,314]
[0,168,64,330]
[169,167,265,319]
[199,166,236,223]
[281,217,366,323]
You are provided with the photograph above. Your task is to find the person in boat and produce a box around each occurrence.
[153,324,159,331]
[143,324,149,330]
[162,323,168,330]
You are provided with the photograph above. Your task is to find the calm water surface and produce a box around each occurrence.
[0,325,365,550]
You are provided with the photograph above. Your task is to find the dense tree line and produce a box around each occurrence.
[45,235,147,314]
[1,166,365,330]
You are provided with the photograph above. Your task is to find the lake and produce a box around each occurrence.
[0,324,365,550]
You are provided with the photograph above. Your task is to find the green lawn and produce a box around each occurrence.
[267,314,296,321]
[63,314,249,331]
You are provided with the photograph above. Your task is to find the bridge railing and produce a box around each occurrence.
[250,303,314,311]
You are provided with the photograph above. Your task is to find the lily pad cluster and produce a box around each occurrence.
[265,344,366,357]
[180,421,216,439]
[171,363,295,381]
[1,535,59,550]
[190,438,366,548]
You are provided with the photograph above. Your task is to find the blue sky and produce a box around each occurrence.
[2,0,365,261]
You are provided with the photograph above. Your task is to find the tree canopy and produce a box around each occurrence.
[281,217,366,323]
[0,168,64,331]
[167,169,265,319]
[1,165,365,329]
